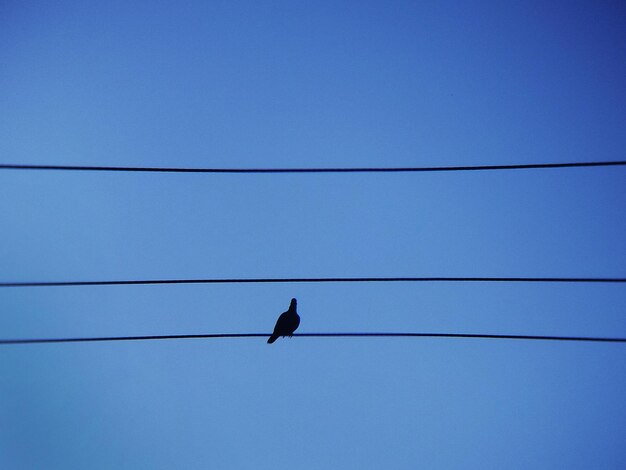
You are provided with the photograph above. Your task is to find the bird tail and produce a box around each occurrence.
[267,334,278,344]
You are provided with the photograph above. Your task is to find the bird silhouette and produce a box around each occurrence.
[267,298,300,344]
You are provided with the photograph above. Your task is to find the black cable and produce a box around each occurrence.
[1,276,624,288]
[1,160,624,174]
[1,332,624,345]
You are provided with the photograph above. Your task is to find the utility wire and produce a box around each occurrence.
[1,160,625,174]
[1,332,624,345]
[1,276,625,288]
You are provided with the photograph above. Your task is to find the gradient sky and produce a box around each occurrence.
[1,1,625,469]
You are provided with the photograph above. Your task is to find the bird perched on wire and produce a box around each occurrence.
[267,298,300,344]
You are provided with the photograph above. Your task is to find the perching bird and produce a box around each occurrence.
[267,298,300,344]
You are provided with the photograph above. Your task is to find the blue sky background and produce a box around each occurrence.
[1,1,625,468]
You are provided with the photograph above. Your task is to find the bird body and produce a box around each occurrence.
[267,298,300,344]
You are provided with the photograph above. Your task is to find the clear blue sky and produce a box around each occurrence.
[1,1,625,468]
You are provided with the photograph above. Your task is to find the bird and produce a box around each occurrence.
[267,298,300,344]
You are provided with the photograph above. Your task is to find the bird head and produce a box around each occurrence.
[289,298,297,309]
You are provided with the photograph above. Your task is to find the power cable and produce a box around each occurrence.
[1,332,624,345]
[1,160,624,174]
[1,276,624,288]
